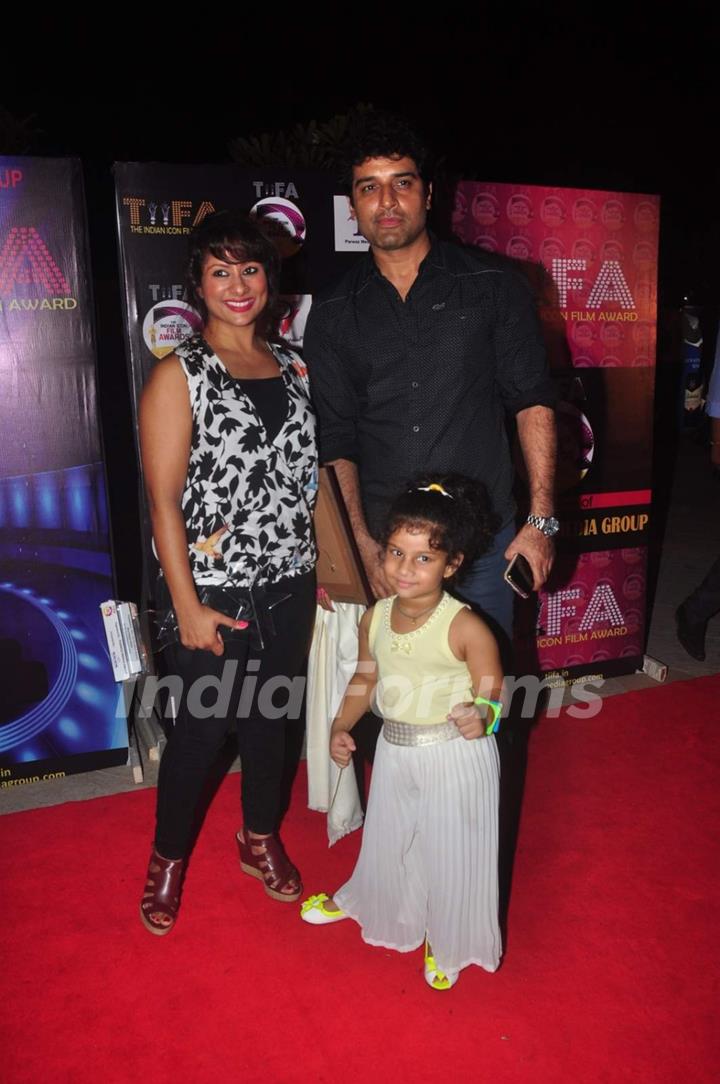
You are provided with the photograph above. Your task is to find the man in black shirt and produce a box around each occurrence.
[305,114,557,643]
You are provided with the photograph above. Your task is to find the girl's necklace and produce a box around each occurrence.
[394,598,441,625]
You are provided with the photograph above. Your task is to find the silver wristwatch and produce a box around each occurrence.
[527,513,559,537]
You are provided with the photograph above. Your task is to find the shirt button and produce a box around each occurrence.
[412,425,420,433]
[411,381,419,389]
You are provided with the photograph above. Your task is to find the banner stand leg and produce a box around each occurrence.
[132,674,168,763]
[122,679,144,784]
[127,724,144,784]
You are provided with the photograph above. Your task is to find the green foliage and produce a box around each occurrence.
[228,104,375,169]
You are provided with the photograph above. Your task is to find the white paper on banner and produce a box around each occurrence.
[333,196,370,252]
[306,602,366,845]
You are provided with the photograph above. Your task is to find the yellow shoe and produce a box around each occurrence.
[424,939,459,990]
[300,893,347,925]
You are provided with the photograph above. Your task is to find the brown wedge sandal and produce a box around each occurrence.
[140,849,186,935]
[236,829,302,903]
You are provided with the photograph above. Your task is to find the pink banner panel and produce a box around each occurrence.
[453,183,660,369]
[516,547,647,675]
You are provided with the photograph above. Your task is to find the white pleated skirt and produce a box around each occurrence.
[335,727,502,975]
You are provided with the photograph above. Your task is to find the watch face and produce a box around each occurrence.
[529,514,559,536]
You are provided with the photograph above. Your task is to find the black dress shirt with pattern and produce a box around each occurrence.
[303,237,555,538]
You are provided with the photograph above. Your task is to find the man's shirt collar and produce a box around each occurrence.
[362,231,446,287]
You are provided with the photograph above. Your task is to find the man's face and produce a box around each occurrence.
[350,155,430,251]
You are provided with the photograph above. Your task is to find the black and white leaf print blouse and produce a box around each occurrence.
[175,334,318,589]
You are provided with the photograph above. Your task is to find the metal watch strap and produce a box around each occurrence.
[527,513,559,537]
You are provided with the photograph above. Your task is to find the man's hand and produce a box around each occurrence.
[356,532,393,599]
[316,585,336,612]
[330,729,356,767]
[505,523,555,591]
[326,459,393,599]
[448,702,486,740]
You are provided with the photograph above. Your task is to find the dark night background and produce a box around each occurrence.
[2,10,717,596]
[5,12,716,297]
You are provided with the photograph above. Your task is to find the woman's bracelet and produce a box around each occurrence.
[474,696,503,735]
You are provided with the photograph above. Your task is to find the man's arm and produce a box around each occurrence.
[516,405,556,517]
[491,266,558,590]
[505,405,557,590]
[330,459,392,599]
[304,303,359,465]
[304,302,391,599]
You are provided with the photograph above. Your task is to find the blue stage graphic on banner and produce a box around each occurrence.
[0,157,127,783]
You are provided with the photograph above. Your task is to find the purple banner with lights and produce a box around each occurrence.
[0,157,127,784]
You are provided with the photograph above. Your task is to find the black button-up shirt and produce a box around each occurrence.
[304,237,555,538]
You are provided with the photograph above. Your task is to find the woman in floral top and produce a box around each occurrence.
[139,211,317,935]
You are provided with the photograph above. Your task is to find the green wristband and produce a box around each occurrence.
[474,696,503,735]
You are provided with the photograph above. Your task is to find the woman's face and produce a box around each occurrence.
[198,252,268,330]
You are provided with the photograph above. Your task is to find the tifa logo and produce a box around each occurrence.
[0,227,76,312]
[251,197,306,259]
[143,300,202,359]
[0,168,23,188]
[551,258,637,315]
[506,193,533,227]
[279,294,312,348]
[122,198,216,236]
[544,583,626,636]
[555,401,594,493]
[251,181,299,199]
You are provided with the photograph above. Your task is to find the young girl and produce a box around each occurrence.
[301,475,504,990]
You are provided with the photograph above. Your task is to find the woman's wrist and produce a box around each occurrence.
[172,592,204,623]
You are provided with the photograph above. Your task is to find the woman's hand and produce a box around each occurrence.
[330,729,356,768]
[176,603,248,656]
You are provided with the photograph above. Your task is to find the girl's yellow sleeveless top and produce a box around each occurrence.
[368,593,474,726]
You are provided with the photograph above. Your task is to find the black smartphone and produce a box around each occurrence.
[503,553,534,598]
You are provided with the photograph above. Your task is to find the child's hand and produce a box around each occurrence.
[330,730,356,767]
[448,702,486,740]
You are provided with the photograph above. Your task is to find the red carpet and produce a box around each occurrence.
[2,675,718,1083]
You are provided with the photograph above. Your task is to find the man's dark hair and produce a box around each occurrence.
[340,112,430,196]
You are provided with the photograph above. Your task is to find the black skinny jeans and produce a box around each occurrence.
[155,570,316,859]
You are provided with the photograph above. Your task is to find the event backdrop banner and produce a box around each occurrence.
[0,157,128,783]
[113,162,353,603]
[454,182,660,682]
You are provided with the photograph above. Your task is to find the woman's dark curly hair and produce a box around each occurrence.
[339,111,430,196]
[381,473,500,580]
[186,210,282,339]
